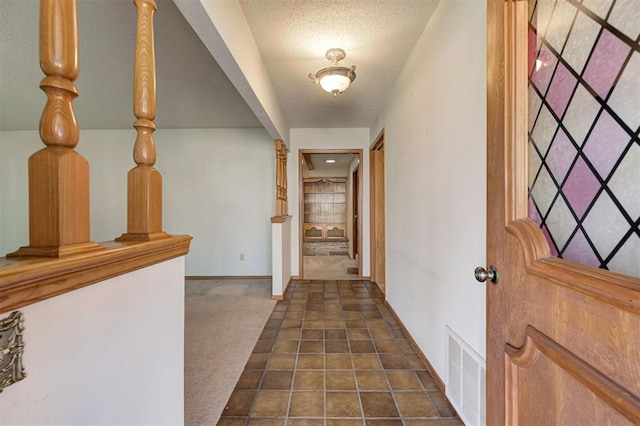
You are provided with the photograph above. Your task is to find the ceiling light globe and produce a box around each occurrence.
[319,74,351,95]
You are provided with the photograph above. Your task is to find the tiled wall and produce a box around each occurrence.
[527,0,639,277]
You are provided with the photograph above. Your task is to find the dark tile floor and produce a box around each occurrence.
[218,280,463,426]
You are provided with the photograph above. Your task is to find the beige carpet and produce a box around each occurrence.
[184,278,276,426]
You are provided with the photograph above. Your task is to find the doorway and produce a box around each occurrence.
[370,130,386,293]
[299,149,363,280]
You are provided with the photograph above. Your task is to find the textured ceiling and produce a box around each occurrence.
[1,0,439,131]
[239,0,440,128]
[303,153,358,177]
[0,0,262,130]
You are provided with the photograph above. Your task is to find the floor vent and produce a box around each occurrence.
[446,326,486,426]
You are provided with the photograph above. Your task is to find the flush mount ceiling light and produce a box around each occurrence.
[309,48,356,96]
[325,159,336,163]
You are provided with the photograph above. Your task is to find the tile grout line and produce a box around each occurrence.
[343,280,367,425]
[283,284,302,426]
[217,279,461,425]
[322,282,327,426]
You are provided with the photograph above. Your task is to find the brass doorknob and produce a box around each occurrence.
[475,265,498,284]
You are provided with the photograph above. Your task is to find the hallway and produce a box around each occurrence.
[217,280,462,425]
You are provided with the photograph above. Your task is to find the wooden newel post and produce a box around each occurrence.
[117,0,168,241]
[8,0,103,258]
[273,139,288,218]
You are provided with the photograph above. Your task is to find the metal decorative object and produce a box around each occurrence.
[0,311,26,392]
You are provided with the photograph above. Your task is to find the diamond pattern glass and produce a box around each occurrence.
[528,0,640,277]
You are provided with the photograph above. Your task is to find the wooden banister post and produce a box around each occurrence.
[282,141,288,216]
[117,0,168,242]
[270,139,291,298]
[8,0,103,258]
[273,139,288,218]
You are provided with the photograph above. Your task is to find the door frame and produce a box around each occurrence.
[369,129,386,293]
[352,167,359,260]
[298,149,363,280]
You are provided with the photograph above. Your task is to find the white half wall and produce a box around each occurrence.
[370,0,487,383]
[0,257,186,425]
[289,128,370,277]
[271,218,292,298]
[0,128,275,276]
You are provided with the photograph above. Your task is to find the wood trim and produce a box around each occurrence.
[303,177,347,184]
[384,300,446,393]
[298,149,364,279]
[506,326,640,423]
[369,130,385,289]
[0,235,192,315]
[503,0,529,222]
[185,275,271,280]
[507,220,640,316]
[271,215,292,224]
[302,153,314,170]
[486,0,510,422]
[370,128,385,151]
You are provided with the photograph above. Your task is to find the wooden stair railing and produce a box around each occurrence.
[271,139,290,222]
[7,0,103,258]
[0,0,191,315]
[117,0,169,242]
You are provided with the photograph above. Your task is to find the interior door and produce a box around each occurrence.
[486,0,640,424]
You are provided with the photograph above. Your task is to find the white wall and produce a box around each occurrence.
[157,129,274,275]
[370,0,487,383]
[0,128,275,275]
[0,257,185,425]
[271,219,292,298]
[289,128,370,277]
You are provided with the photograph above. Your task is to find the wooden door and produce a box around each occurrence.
[487,0,640,424]
[370,137,386,292]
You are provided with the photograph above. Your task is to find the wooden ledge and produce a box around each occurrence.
[0,235,192,315]
[270,215,292,224]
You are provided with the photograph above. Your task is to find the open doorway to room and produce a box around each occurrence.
[299,149,363,280]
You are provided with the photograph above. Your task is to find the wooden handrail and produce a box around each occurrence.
[7,0,103,258]
[117,0,169,242]
[0,236,191,316]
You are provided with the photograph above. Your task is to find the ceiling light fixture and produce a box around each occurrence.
[325,159,336,164]
[309,48,356,96]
